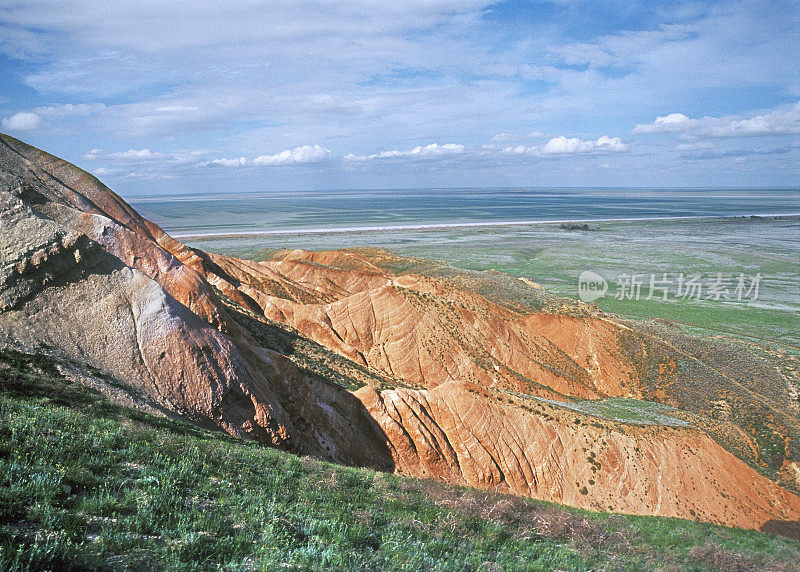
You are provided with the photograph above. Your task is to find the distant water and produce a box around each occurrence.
[129,188,800,237]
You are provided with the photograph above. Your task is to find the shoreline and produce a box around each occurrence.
[169,213,800,240]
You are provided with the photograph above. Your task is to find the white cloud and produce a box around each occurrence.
[402,143,464,157]
[3,100,227,139]
[505,135,628,156]
[83,147,207,167]
[1,111,42,131]
[631,113,694,134]
[632,102,800,138]
[210,157,246,167]
[84,148,170,161]
[0,1,492,54]
[253,145,330,165]
[545,136,589,153]
[503,145,536,155]
[488,132,543,143]
[112,149,166,160]
[346,142,464,161]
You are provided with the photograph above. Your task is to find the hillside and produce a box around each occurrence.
[1,132,799,535]
[2,349,799,571]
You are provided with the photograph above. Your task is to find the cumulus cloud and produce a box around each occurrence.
[253,145,330,166]
[210,157,246,167]
[504,135,628,156]
[631,113,693,134]
[345,143,464,161]
[632,102,800,138]
[543,135,628,154]
[1,111,42,131]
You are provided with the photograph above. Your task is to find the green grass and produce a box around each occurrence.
[526,395,690,427]
[1,350,799,571]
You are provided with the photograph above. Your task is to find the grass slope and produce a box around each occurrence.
[1,349,799,571]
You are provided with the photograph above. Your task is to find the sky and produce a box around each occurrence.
[0,0,798,196]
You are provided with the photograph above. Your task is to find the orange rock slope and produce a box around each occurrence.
[2,132,799,532]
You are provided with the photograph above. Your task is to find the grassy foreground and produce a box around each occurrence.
[1,350,799,571]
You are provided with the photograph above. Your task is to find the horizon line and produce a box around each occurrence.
[126,186,800,202]
[170,213,800,240]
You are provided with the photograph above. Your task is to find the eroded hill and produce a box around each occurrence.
[1,133,799,533]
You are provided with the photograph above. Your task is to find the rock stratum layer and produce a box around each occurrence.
[2,133,799,533]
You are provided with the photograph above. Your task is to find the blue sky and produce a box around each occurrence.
[1,0,798,195]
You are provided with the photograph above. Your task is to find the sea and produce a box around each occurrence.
[129,188,800,238]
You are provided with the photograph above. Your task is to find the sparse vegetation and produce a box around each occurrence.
[2,349,799,571]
